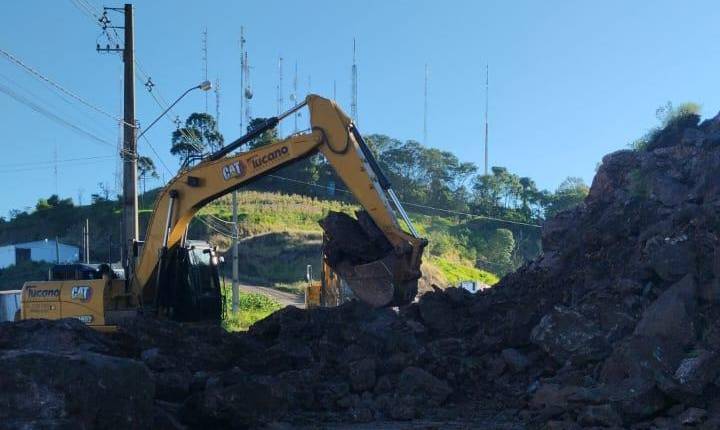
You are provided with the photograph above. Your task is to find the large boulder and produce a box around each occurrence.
[530,306,610,365]
[0,349,154,429]
[633,274,696,344]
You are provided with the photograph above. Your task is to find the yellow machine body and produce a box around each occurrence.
[20,95,426,327]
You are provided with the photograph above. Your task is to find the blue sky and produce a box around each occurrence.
[1,1,719,216]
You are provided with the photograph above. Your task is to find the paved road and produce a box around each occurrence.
[238,283,305,308]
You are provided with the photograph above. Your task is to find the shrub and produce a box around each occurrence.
[630,101,701,151]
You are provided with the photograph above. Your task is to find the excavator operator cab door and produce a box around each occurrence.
[165,240,222,322]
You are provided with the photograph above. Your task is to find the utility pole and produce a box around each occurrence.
[85,219,90,263]
[231,191,239,313]
[123,4,137,280]
[233,26,245,314]
[97,4,138,279]
[98,4,137,277]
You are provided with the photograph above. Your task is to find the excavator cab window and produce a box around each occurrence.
[167,241,222,322]
[188,246,220,296]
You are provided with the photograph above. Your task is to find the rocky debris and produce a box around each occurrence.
[7,111,720,428]
[319,210,393,267]
[0,320,155,429]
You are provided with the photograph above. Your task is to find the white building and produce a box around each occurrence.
[0,240,79,269]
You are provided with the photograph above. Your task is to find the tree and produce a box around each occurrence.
[246,117,279,149]
[36,195,73,211]
[544,177,589,218]
[485,228,516,275]
[171,113,224,165]
[138,156,159,208]
[363,135,478,211]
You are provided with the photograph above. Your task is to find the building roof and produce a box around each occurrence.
[0,239,79,249]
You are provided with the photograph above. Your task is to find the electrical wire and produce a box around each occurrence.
[0,81,117,150]
[0,158,115,174]
[262,174,542,228]
[139,134,173,180]
[0,155,115,168]
[0,71,119,144]
[195,215,239,239]
[194,173,541,230]
[0,46,134,128]
[205,213,237,225]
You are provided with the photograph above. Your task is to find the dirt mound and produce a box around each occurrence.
[5,112,720,428]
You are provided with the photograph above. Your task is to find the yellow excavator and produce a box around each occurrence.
[19,95,427,329]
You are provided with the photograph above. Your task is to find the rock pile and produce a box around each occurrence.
[4,111,720,429]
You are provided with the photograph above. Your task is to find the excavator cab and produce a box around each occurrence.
[146,240,223,322]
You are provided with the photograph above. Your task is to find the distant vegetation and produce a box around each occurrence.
[0,113,593,290]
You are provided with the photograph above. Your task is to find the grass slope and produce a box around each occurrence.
[199,191,498,288]
[221,286,283,331]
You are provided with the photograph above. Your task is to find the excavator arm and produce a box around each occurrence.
[132,95,426,310]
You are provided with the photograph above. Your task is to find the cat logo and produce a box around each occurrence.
[222,160,246,181]
[71,286,92,302]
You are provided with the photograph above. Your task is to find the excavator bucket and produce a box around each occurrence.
[320,211,424,307]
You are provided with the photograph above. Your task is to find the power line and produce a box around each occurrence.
[194,173,541,229]
[0,71,116,142]
[205,213,236,225]
[0,81,120,151]
[195,215,239,239]
[0,158,115,174]
[139,134,172,180]
[0,45,134,128]
[0,155,115,168]
[263,174,542,228]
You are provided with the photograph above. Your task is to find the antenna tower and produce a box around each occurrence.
[244,52,251,127]
[53,143,58,196]
[215,76,220,128]
[351,39,358,123]
[293,61,298,132]
[239,27,245,133]
[484,64,489,176]
[424,64,428,145]
[277,56,283,137]
[202,28,208,113]
[239,27,253,133]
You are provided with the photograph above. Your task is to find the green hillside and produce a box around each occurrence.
[196,191,500,289]
[0,190,501,290]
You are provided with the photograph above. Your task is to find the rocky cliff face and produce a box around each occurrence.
[4,112,720,429]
